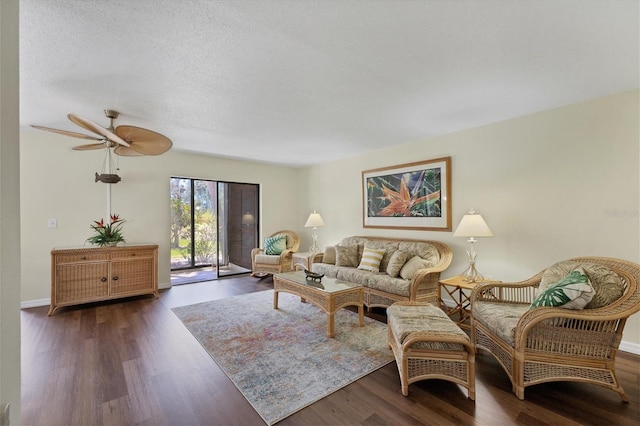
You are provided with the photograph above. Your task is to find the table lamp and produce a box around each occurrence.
[304,210,325,254]
[453,208,493,282]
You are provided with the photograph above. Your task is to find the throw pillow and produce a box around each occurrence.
[323,246,336,264]
[335,245,359,267]
[264,234,286,255]
[357,247,386,273]
[399,256,430,280]
[530,267,595,309]
[386,250,408,278]
[539,261,624,309]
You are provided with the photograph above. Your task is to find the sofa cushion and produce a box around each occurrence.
[473,301,530,346]
[399,256,430,280]
[358,247,385,273]
[335,245,359,267]
[364,240,399,271]
[386,250,408,278]
[398,241,440,267]
[264,235,286,255]
[339,237,367,263]
[311,263,340,278]
[323,246,336,264]
[540,261,624,309]
[366,273,412,297]
[531,267,594,309]
[336,267,373,286]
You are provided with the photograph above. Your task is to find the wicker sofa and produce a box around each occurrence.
[310,236,452,308]
[470,256,640,401]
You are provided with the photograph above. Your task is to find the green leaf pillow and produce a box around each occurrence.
[264,235,287,255]
[530,267,595,309]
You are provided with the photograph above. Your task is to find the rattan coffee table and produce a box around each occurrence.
[273,271,364,337]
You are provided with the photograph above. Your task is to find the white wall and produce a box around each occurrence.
[20,139,300,302]
[300,90,640,348]
[1,0,21,423]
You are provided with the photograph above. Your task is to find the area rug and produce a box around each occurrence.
[172,290,393,425]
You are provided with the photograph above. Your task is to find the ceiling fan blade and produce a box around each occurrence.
[68,114,130,147]
[115,125,172,155]
[72,143,107,151]
[114,145,144,156]
[30,125,103,141]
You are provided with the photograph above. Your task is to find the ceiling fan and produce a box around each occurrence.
[31,109,172,183]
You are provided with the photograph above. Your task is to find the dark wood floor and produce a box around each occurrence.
[22,275,640,426]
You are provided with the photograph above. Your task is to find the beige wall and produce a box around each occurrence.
[299,90,640,349]
[20,139,300,302]
[1,0,21,423]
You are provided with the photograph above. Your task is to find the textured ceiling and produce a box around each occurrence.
[20,0,639,167]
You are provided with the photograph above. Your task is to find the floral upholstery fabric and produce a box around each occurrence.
[312,237,445,299]
[387,303,468,351]
[398,241,440,267]
[365,273,412,297]
[386,250,408,278]
[335,245,359,267]
[473,301,530,346]
[539,261,625,309]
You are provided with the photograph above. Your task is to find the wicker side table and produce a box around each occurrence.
[438,275,501,329]
[292,252,314,271]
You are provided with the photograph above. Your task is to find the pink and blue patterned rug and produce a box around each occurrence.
[172,290,393,425]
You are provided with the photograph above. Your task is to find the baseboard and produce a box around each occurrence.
[159,282,171,290]
[619,341,640,355]
[21,298,50,309]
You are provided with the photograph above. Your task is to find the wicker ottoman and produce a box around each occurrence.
[387,301,475,399]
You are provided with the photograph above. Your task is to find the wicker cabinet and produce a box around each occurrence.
[49,244,158,315]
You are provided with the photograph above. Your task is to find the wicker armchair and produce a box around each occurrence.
[470,257,640,401]
[251,230,300,277]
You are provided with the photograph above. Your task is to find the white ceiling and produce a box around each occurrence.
[20,0,639,167]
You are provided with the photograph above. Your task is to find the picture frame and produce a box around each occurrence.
[362,156,452,231]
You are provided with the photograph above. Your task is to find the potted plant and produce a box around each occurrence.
[87,213,126,246]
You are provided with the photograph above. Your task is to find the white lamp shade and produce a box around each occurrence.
[304,211,325,228]
[454,211,493,237]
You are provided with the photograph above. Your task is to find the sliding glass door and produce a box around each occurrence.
[170,177,258,281]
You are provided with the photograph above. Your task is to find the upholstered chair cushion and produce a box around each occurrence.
[357,247,385,273]
[386,250,408,278]
[473,302,530,346]
[539,261,624,309]
[264,234,287,255]
[530,267,595,309]
[254,254,283,265]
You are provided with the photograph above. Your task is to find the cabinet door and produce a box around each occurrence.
[55,262,110,304]
[110,257,155,295]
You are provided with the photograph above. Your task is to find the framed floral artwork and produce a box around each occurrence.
[362,156,451,231]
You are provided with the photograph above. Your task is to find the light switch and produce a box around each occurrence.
[48,218,57,229]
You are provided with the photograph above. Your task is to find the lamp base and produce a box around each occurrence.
[460,241,484,283]
[459,261,484,283]
[308,227,319,254]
